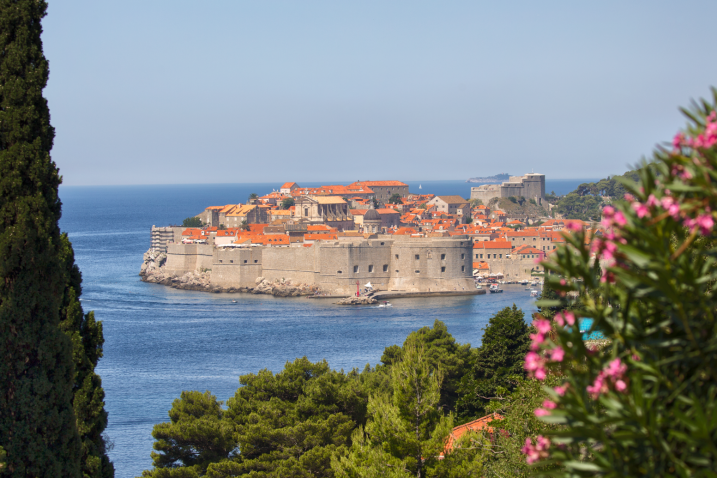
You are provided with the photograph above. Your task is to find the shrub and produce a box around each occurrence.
[528,88,717,476]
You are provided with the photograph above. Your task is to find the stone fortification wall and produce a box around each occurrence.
[480,258,544,280]
[389,237,474,292]
[211,248,263,288]
[470,173,545,204]
[160,235,475,294]
[164,243,213,274]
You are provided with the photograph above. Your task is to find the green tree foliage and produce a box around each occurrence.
[531,89,717,475]
[371,198,380,209]
[552,170,642,220]
[480,376,562,478]
[455,306,531,422]
[58,235,114,478]
[248,193,258,200]
[280,197,295,209]
[142,391,235,477]
[240,220,249,231]
[333,340,483,478]
[0,1,84,475]
[379,320,471,414]
[182,216,203,227]
[141,358,382,478]
[387,193,403,205]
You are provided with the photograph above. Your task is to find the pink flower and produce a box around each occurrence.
[522,436,551,464]
[554,384,568,396]
[696,214,714,235]
[530,332,544,351]
[632,202,649,218]
[554,311,575,327]
[534,408,551,417]
[549,346,565,362]
[524,352,541,371]
[646,194,659,207]
[542,400,557,409]
[605,358,627,379]
[613,211,627,226]
[565,221,582,232]
[624,193,635,201]
[587,373,608,398]
[615,380,627,392]
[673,133,685,150]
[681,170,693,180]
[533,318,552,335]
[534,367,547,380]
[560,279,566,286]
[603,206,615,218]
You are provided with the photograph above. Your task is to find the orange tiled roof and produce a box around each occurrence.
[281,182,297,189]
[472,262,490,270]
[304,233,338,241]
[443,413,503,457]
[473,240,512,249]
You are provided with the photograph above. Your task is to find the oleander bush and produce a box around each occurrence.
[526,88,717,476]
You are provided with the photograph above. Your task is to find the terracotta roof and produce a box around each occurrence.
[281,182,297,189]
[443,413,503,457]
[309,196,347,205]
[472,262,490,270]
[515,246,543,254]
[473,241,512,249]
[376,208,400,215]
[304,233,338,241]
[350,180,407,187]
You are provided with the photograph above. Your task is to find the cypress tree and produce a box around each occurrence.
[0,1,108,476]
[58,235,114,478]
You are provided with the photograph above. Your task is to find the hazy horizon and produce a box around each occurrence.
[43,1,717,186]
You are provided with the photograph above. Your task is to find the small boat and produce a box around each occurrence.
[378,301,392,308]
[530,290,539,297]
[231,300,237,303]
[489,284,503,293]
[419,184,422,190]
[519,280,528,285]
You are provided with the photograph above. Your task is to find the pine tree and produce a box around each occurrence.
[455,305,531,422]
[1,1,87,475]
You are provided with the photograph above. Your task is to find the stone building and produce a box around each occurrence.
[294,196,354,230]
[470,173,545,205]
[348,180,409,203]
[426,196,471,217]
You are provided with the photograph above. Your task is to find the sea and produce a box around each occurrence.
[58,178,594,478]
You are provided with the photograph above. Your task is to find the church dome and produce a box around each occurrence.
[363,209,381,221]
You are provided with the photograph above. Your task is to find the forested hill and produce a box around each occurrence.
[549,169,641,221]
[466,173,511,183]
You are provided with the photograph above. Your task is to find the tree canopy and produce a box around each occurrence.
[456,305,531,422]
[182,216,203,227]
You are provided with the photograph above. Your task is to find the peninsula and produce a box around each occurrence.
[140,176,588,296]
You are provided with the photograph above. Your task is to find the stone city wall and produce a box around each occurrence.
[161,235,475,294]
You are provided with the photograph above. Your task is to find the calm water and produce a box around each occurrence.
[58,180,585,477]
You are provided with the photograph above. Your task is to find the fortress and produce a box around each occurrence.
[157,236,476,294]
[470,173,545,205]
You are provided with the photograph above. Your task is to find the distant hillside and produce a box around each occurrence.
[549,168,642,221]
[466,173,510,183]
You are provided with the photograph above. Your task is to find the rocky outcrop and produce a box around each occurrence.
[140,249,167,275]
[252,277,319,297]
[336,296,378,305]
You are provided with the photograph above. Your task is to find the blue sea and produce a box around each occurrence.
[58,179,591,477]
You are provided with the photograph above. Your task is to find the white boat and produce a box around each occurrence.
[419,184,422,189]
[530,290,539,297]
[377,301,392,308]
[489,284,503,293]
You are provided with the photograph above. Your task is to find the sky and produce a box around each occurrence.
[43,1,717,186]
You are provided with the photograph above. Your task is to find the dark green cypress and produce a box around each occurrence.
[58,235,114,478]
[1,1,82,475]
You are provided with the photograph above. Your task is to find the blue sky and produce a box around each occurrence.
[43,1,717,186]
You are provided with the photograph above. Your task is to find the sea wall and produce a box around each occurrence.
[158,235,476,294]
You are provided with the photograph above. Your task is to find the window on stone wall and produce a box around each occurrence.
[368,265,374,273]
[461,265,465,272]
[219,260,223,263]
[415,254,420,260]
[383,264,388,272]
[230,260,233,263]
[461,253,465,259]
[254,260,258,263]
[244,260,247,263]
[395,254,399,259]
[441,254,446,260]
[441,266,446,272]
[480,254,483,259]
[354,265,359,273]
[415,270,420,274]
[499,254,502,258]
[338,270,342,274]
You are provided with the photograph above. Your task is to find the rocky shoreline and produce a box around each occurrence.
[139,249,323,296]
